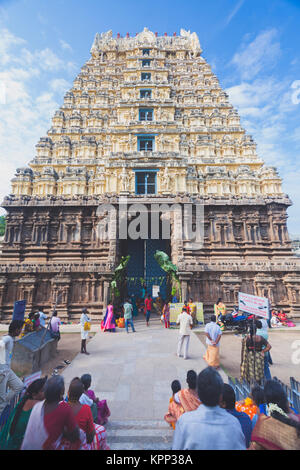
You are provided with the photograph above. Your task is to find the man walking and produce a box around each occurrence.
[123,299,136,333]
[203,315,222,369]
[144,294,153,327]
[176,307,193,360]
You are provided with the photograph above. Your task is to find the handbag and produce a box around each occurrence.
[49,321,60,340]
[84,321,91,331]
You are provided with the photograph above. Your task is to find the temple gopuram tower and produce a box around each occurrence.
[1,28,300,321]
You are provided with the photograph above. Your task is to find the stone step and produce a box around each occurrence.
[105,420,173,451]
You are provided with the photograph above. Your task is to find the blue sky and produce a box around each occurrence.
[0,0,300,233]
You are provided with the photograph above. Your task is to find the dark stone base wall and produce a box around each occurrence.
[0,197,300,322]
[1,265,300,322]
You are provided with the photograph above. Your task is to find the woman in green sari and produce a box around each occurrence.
[240,323,272,385]
[0,377,47,450]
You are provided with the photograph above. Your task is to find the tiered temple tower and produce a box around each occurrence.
[1,28,300,321]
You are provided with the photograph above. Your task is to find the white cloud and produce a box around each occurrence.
[60,39,72,52]
[291,80,300,105]
[36,48,65,71]
[291,127,300,144]
[226,29,300,232]
[231,29,281,80]
[0,28,26,65]
[225,0,245,26]
[0,27,71,214]
[50,78,71,94]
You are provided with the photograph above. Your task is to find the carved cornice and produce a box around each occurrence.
[1,194,292,209]
[0,263,112,274]
[184,260,300,273]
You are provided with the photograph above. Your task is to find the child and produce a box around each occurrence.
[170,380,181,399]
[164,380,182,430]
[250,385,266,429]
[80,374,110,426]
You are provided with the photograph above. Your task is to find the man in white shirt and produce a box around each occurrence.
[80,308,91,355]
[0,321,24,416]
[176,307,193,360]
[203,315,222,369]
[172,367,246,450]
[37,308,48,328]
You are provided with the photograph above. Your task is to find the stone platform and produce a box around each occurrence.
[12,327,57,376]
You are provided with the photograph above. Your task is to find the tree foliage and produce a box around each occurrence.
[0,216,6,237]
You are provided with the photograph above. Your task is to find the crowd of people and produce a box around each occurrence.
[270,308,296,328]
[1,293,299,450]
[166,367,300,450]
[1,356,299,450]
[101,291,199,333]
[0,371,110,450]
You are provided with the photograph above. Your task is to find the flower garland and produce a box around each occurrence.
[266,403,288,418]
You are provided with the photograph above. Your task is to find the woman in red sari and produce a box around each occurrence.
[162,301,171,329]
[277,310,288,326]
[276,310,296,327]
[61,378,110,450]
[21,376,81,450]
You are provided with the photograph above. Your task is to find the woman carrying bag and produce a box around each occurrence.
[80,308,91,355]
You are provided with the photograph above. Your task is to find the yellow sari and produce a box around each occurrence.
[250,414,300,450]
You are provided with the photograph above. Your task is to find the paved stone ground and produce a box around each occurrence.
[61,315,227,450]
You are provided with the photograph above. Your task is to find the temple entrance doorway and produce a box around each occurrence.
[123,238,171,301]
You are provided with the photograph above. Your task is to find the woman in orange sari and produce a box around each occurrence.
[164,380,183,430]
[164,371,201,429]
[250,380,300,450]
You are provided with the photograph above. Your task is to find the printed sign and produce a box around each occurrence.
[238,292,269,319]
[152,285,160,298]
[169,302,204,324]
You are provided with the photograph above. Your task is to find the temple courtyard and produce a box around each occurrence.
[2,314,298,449]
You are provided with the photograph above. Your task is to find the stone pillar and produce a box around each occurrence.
[283,274,300,316]
[178,272,193,302]
[241,216,249,242]
[103,278,112,314]
[268,212,276,242]
[18,276,36,311]
[0,277,7,320]
[51,275,71,320]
